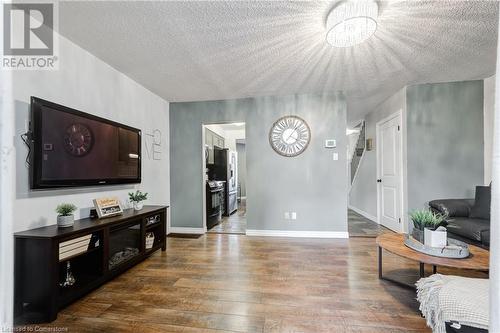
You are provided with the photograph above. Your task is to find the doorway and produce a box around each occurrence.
[376,111,403,232]
[203,122,246,234]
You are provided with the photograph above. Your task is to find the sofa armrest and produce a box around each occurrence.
[429,199,475,218]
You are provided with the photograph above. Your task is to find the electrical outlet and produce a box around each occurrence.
[284,212,290,220]
[291,212,297,220]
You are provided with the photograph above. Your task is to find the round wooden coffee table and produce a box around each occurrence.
[376,233,489,288]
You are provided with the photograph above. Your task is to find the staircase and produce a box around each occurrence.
[350,121,365,184]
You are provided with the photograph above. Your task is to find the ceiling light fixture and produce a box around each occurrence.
[326,0,378,48]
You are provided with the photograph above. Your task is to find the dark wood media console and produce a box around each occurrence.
[14,205,168,324]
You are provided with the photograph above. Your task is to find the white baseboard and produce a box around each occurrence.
[246,229,349,238]
[168,227,205,234]
[348,205,378,223]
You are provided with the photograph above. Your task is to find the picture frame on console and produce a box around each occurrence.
[93,197,124,219]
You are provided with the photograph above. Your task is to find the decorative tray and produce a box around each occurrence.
[404,235,470,259]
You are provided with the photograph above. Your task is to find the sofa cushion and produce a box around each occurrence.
[429,199,474,218]
[482,230,490,247]
[470,186,491,220]
[446,217,490,243]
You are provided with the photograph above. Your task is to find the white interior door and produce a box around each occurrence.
[377,113,403,232]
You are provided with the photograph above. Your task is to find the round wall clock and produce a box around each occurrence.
[269,115,311,157]
[63,123,94,157]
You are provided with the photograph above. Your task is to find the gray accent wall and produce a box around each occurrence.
[350,80,484,229]
[406,80,484,211]
[236,143,246,197]
[170,93,348,232]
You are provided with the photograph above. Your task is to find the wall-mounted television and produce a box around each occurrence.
[30,97,141,189]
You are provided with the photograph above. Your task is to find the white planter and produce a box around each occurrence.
[133,201,144,211]
[57,215,74,228]
[424,227,447,248]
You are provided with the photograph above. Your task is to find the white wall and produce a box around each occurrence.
[489,35,500,332]
[223,128,245,151]
[11,33,170,233]
[485,75,496,184]
[1,66,15,328]
[205,124,226,138]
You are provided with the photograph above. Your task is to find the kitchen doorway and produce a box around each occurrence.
[203,122,246,234]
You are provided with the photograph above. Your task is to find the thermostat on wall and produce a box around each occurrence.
[325,139,336,148]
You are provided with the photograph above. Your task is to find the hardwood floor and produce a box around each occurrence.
[208,200,247,234]
[348,209,390,237]
[32,234,487,333]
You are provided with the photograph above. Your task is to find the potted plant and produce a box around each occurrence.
[129,190,148,211]
[56,203,77,228]
[409,209,448,244]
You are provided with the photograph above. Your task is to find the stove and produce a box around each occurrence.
[206,180,225,229]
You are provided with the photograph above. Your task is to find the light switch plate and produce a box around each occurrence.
[325,139,336,148]
[291,212,297,220]
[333,153,339,161]
[284,212,290,220]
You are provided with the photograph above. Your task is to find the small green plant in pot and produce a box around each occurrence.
[129,190,148,211]
[409,209,448,243]
[56,203,77,228]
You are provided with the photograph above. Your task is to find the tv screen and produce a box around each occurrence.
[30,97,141,189]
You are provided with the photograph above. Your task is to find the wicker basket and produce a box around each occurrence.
[145,232,155,250]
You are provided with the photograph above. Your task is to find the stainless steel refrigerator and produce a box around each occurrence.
[214,147,238,216]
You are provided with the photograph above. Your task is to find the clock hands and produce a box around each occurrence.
[283,130,297,144]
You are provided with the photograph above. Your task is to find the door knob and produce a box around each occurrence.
[377,179,382,183]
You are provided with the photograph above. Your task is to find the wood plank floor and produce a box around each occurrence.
[208,205,247,235]
[34,234,488,333]
[348,209,390,238]
[208,200,247,234]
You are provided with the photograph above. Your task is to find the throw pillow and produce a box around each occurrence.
[470,185,491,220]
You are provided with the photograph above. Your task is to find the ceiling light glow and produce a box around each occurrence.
[326,0,378,48]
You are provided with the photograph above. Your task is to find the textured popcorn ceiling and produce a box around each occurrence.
[58,1,498,123]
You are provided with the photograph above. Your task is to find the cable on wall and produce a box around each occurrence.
[20,131,32,167]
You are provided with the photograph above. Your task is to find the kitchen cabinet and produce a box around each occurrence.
[205,129,224,164]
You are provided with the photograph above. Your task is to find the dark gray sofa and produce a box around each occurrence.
[429,187,491,249]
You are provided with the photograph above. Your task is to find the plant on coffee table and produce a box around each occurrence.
[410,209,447,243]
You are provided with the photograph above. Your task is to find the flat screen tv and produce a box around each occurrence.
[30,97,141,189]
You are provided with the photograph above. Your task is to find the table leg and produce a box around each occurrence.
[378,246,415,289]
[378,246,383,279]
[433,265,437,274]
[420,262,425,278]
